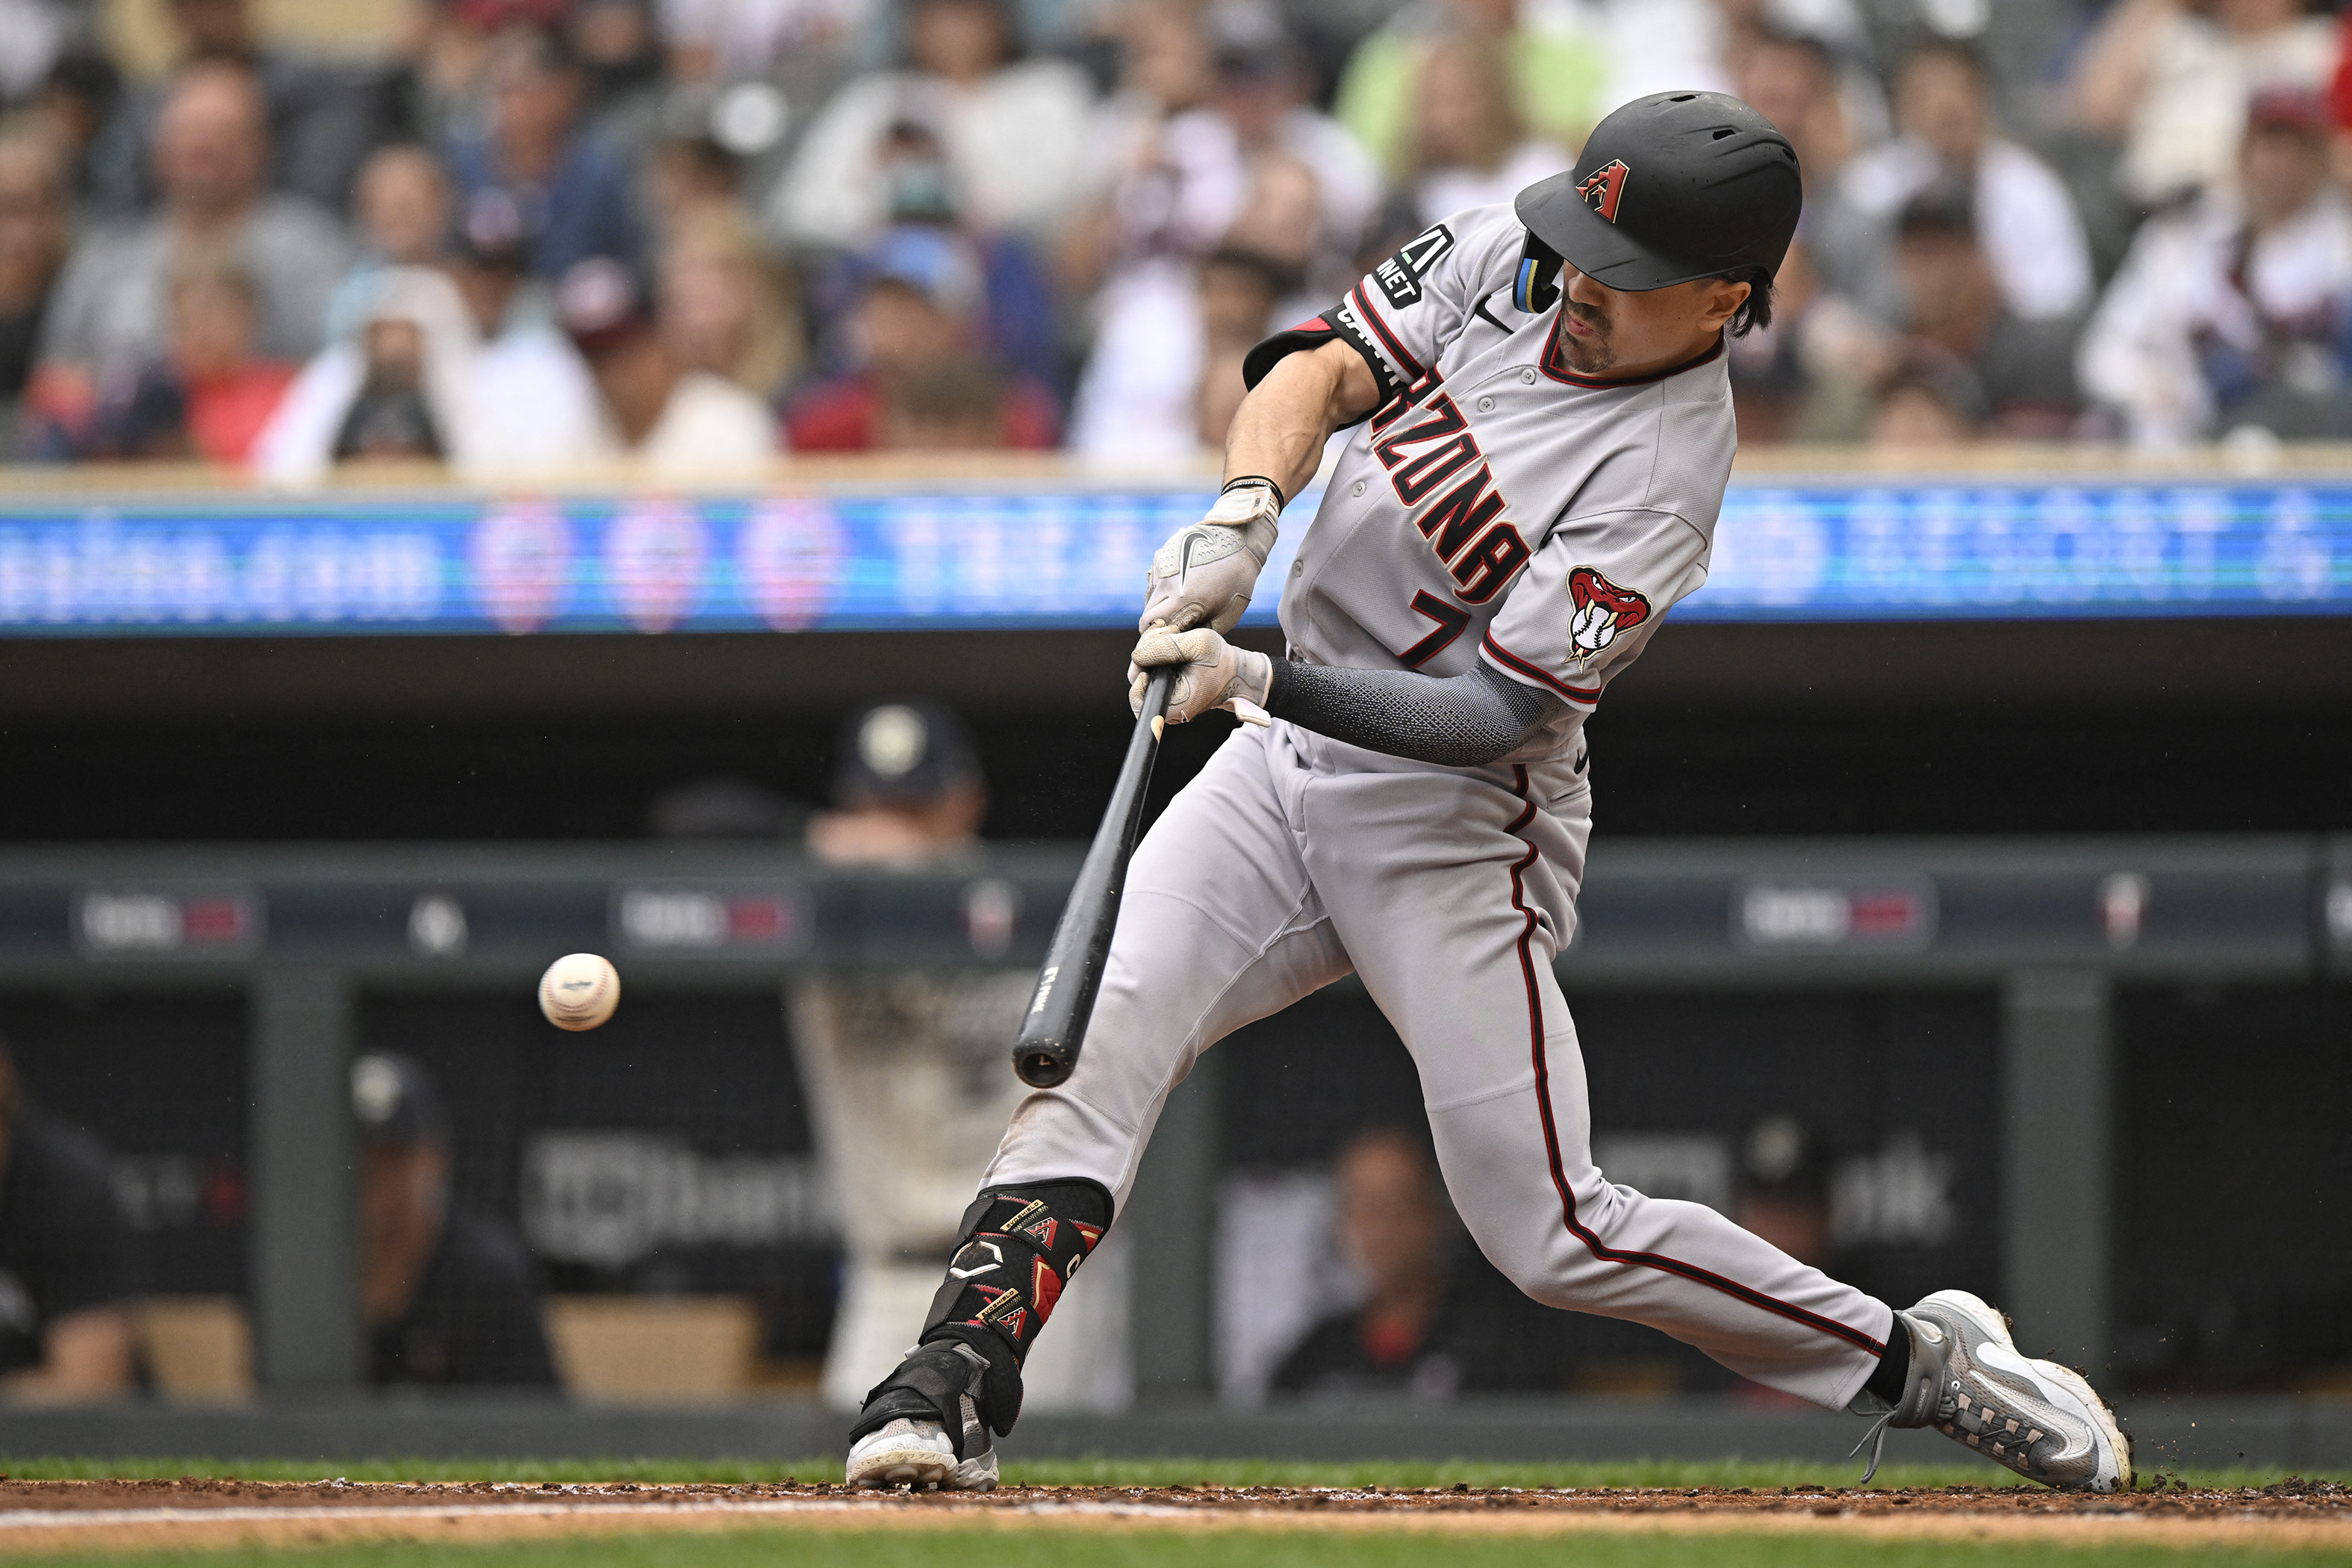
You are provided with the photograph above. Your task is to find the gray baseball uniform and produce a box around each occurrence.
[980,204,1896,1408]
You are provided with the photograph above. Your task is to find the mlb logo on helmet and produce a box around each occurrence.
[1567,566,1650,665]
[1578,159,1630,224]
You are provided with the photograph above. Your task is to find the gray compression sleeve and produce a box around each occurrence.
[1261,659,1566,767]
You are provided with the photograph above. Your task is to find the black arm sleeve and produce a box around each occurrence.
[1263,659,1564,767]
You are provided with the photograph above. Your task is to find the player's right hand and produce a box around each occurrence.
[1138,482,1281,635]
[1130,626,1273,725]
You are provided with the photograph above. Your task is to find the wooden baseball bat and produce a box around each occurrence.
[1012,667,1177,1088]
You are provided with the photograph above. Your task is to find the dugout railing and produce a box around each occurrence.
[0,836,2339,1409]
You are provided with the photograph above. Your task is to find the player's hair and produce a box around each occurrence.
[1720,264,1776,337]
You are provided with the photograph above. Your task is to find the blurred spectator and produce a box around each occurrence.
[661,206,803,401]
[0,1042,134,1404]
[1193,244,1287,446]
[1733,25,1875,308]
[254,267,477,482]
[95,0,391,214]
[846,114,1061,395]
[785,225,1056,450]
[1888,183,2079,439]
[31,52,127,214]
[37,60,354,378]
[2070,0,2338,208]
[335,310,455,461]
[447,201,611,476]
[324,144,455,343]
[568,0,669,149]
[1198,0,1379,252]
[0,0,73,109]
[1841,42,2091,323]
[156,250,296,461]
[1330,0,1605,184]
[1270,1129,1556,1398]
[647,130,746,237]
[1061,6,1374,463]
[1726,237,1821,443]
[445,27,644,280]
[357,145,455,270]
[1403,31,1569,224]
[663,0,873,81]
[0,122,69,459]
[2081,86,2352,445]
[768,0,1095,248]
[33,249,298,464]
[354,1051,559,1388]
[1066,147,1313,458]
[559,254,778,469]
[1867,343,1986,449]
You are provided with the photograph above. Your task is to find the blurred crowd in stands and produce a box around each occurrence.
[2,0,2352,472]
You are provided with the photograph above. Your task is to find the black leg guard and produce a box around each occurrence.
[850,1180,1112,1453]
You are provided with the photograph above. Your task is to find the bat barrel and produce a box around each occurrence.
[1012,668,1176,1088]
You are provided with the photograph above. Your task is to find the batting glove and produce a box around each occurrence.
[1138,482,1281,636]
[1130,626,1273,727]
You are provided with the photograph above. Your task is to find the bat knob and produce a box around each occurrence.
[1015,1045,1073,1088]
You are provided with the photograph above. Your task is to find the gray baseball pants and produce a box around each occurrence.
[982,718,1893,1409]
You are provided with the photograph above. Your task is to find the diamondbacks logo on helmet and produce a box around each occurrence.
[1578,159,1630,223]
[1375,223,1456,308]
[1567,566,1649,665]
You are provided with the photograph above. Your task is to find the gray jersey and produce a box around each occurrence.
[1266,204,1735,764]
[936,209,1898,1427]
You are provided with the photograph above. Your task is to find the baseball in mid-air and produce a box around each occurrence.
[538,953,620,1030]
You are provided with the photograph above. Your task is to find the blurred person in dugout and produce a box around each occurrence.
[2080,84,2352,446]
[1270,1129,1555,1398]
[0,1042,134,1403]
[791,701,1129,1415]
[352,1052,558,1388]
[1730,1116,1839,1407]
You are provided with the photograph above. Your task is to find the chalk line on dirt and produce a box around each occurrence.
[0,1496,2341,1555]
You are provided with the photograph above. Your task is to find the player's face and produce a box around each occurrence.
[1558,267,1752,379]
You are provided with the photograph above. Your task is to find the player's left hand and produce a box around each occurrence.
[1130,626,1273,726]
[1138,483,1281,636]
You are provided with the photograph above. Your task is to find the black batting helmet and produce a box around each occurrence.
[1512,92,1800,307]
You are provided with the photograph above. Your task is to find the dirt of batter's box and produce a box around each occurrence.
[0,1477,2344,1520]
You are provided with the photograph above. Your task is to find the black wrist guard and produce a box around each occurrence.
[1221,474,1287,510]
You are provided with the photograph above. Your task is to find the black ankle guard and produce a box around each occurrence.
[847,1340,993,1459]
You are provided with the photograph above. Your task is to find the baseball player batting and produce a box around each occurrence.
[845,92,2130,1493]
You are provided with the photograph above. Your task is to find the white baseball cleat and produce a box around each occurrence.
[1853,1289,2130,1493]
[843,1416,999,1492]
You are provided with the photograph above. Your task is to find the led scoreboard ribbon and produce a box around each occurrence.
[0,482,2342,635]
